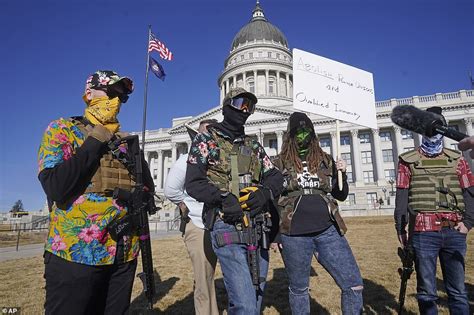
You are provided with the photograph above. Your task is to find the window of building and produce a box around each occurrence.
[385,169,395,181]
[340,135,351,146]
[382,149,394,162]
[363,171,374,183]
[247,78,255,93]
[240,55,244,61]
[401,129,413,140]
[258,51,263,58]
[276,53,280,59]
[404,147,414,152]
[153,169,157,180]
[344,193,356,206]
[361,151,372,164]
[359,132,371,144]
[249,52,253,59]
[366,192,378,206]
[268,51,272,58]
[269,139,278,150]
[320,138,331,147]
[341,153,352,165]
[269,77,276,95]
[380,131,392,142]
[346,172,353,183]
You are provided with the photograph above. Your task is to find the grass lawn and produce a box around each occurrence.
[0,216,472,314]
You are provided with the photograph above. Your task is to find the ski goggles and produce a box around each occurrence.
[227,96,256,114]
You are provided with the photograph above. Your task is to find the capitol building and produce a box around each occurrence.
[141,2,474,218]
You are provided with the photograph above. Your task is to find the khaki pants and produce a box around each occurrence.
[183,221,218,315]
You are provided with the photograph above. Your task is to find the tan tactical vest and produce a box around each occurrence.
[206,129,262,196]
[400,148,464,213]
[71,118,134,195]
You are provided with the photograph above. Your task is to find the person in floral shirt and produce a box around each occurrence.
[185,88,284,315]
[37,70,154,314]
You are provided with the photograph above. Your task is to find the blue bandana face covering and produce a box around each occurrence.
[420,134,443,156]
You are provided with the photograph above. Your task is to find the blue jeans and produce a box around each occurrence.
[281,225,364,315]
[211,218,269,315]
[412,228,469,315]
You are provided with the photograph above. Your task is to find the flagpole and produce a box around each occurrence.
[141,25,152,152]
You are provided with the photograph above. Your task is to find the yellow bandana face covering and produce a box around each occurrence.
[84,96,121,133]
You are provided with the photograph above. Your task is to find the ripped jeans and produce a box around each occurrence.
[281,225,364,315]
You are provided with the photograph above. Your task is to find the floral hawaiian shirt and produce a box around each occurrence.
[38,118,139,265]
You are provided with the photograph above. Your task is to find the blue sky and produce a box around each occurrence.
[1,0,473,211]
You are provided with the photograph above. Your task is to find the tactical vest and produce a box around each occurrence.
[70,118,134,195]
[206,129,262,196]
[400,148,465,213]
[273,154,335,235]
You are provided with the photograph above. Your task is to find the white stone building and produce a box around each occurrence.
[140,2,474,218]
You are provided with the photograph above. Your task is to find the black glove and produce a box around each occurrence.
[245,187,272,216]
[221,193,243,223]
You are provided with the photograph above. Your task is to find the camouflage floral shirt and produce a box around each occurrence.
[37,118,139,265]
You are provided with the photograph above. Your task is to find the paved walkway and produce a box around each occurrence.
[0,230,180,262]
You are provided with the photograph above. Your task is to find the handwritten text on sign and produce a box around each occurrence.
[292,48,377,129]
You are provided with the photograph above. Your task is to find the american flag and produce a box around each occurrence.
[148,33,173,61]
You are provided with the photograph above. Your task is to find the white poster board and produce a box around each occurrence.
[292,48,377,129]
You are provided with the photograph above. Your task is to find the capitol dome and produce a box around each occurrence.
[231,2,288,50]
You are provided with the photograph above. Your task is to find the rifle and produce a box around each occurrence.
[106,135,158,310]
[397,244,414,314]
[242,209,272,294]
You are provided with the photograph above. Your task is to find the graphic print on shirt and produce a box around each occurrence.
[297,161,326,189]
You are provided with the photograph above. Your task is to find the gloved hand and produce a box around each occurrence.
[221,193,243,223]
[240,187,272,217]
[88,124,114,143]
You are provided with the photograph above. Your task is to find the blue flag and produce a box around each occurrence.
[149,56,166,81]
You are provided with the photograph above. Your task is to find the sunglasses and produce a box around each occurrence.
[228,97,256,114]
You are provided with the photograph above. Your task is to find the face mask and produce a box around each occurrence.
[295,128,313,156]
[420,133,443,156]
[84,96,121,133]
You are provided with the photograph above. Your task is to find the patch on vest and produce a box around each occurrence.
[297,161,321,189]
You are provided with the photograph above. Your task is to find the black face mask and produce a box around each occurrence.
[219,105,251,139]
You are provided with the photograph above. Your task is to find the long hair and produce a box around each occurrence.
[280,133,330,173]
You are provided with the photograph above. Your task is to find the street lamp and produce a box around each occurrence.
[388,179,395,196]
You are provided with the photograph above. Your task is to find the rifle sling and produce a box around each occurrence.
[215,230,252,247]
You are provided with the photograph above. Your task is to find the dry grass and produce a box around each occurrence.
[0,216,472,315]
[0,230,48,248]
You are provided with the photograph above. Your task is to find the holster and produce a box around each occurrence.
[202,205,218,230]
[321,195,347,236]
[178,203,190,236]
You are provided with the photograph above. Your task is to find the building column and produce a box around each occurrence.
[443,119,451,148]
[220,84,225,102]
[265,69,269,96]
[276,71,280,96]
[225,79,229,94]
[393,126,403,157]
[330,131,338,158]
[253,70,258,95]
[276,130,284,154]
[372,129,386,185]
[157,150,163,190]
[233,75,237,87]
[243,72,247,90]
[465,117,473,136]
[351,129,364,186]
[286,73,290,97]
[171,143,177,164]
